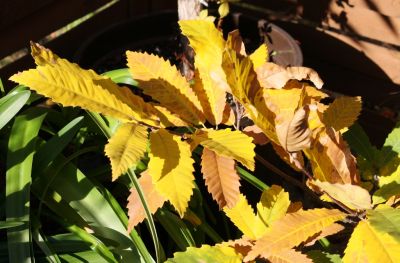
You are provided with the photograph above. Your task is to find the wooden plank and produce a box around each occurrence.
[342,0,400,17]
[324,3,400,46]
[0,0,110,58]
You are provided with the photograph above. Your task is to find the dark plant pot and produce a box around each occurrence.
[74,10,303,73]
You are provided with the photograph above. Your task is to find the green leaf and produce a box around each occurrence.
[102,68,138,86]
[32,155,147,262]
[0,221,24,230]
[343,123,379,163]
[367,206,400,242]
[34,116,85,171]
[156,208,196,250]
[6,107,47,263]
[373,181,400,204]
[381,122,400,166]
[0,89,30,130]
[166,245,242,263]
[307,250,342,263]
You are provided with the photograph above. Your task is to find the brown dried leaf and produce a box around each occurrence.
[276,106,312,152]
[127,171,166,232]
[305,127,360,184]
[201,148,241,209]
[286,66,324,89]
[243,125,270,145]
[265,249,313,263]
[304,223,345,246]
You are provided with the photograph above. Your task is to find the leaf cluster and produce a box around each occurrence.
[7,16,400,263]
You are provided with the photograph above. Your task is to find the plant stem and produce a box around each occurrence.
[87,111,162,263]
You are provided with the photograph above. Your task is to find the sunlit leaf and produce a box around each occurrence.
[105,123,148,181]
[191,70,226,125]
[192,128,255,171]
[286,66,324,89]
[367,206,400,242]
[323,96,362,132]
[148,129,195,217]
[311,180,371,210]
[127,171,165,232]
[243,125,269,145]
[218,2,230,18]
[179,19,229,124]
[223,194,268,239]
[256,185,290,226]
[305,128,359,184]
[246,208,346,260]
[166,244,242,263]
[249,44,268,69]
[304,223,345,246]
[343,220,400,263]
[201,148,240,209]
[265,249,313,263]
[11,49,158,126]
[127,51,204,125]
[373,181,400,204]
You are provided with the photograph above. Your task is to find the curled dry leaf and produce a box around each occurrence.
[286,66,324,89]
[276,106,312,152]
[243,125,270,145]
[311,180,372,211]
[305,127,360,184]
[256,63,324,89]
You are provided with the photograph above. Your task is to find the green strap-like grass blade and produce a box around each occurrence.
[0,90,31,130]
[6,107,47,263]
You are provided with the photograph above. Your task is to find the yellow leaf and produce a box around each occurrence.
[179,20,230,125]
[191,70,226,125]
[305,127,360,184]
[166,244,242,263]
[246,208,346,260]
[222,49,279,142]
[323,96,362,132]
[266,249,313,263]
[201,148,241,209]
[192,128,255,171]
[104,123,148,181]
[153,105,190,127]
[10,50,158,126]
[222,48,261,105]
[224,194,268,239]
[148,129,195,217]
[126,51,204,125]
[311,180,372,210]
[249,44,268,69]
[343,220,400,263]
[226,30,246,56]
[218,2,230,18]
[127,170,165,232]
[30,42,60,66]
[256,185,290,226]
